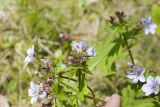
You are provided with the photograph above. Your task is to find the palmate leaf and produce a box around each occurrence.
[87,36,114,72]
[122,85,156,107]
[77,73,89,101]
[87,35,127,76]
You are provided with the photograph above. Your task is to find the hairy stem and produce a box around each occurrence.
[78,69,82,91]
[59,75,77,82]
[121,34,135,64]
[87,86,97,107]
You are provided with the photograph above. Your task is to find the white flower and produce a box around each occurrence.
[142,76,160,96]
[28,81,39,104]
[28,81,47,104]
[86,47,96,56]
[39,92,47,100]
[141,16,157,35]
[127,66,145,83]
[24,46,35,64]
[71,40,87,53]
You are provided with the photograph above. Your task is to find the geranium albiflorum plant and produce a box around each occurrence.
[109,11,159,99]
[24,40,101,107]
[23,10,159,106]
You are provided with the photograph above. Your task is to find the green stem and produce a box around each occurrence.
[121,34,135,65]
[84,95,106,104]
[59,75,77,82]
[87,86,97,107]
[78,69,82,91]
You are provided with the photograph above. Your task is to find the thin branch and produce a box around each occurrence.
[121,33,135,64]
[87,86,97,107]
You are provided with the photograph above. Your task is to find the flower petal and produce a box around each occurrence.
[132,77,138,84]
[86,47,96,57]
[30,81,35,88]
[149,23,157,29]
[147,76,154,85]
[39,92,47,100]
[155,76,160,85]
[139,75,146,82]
[144,27,149,35]
[31,96,38,104]
[127,73,135,79]
[154,86,159,95]
[142,84,153,96]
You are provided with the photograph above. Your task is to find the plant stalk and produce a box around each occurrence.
[121,34,135,64]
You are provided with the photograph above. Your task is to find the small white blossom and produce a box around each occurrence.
[86,47,96,56]
[142,76,160,96]
[28,81,39,104]
[141,16,157,35]
[39,92,47,100]
[24,46,35,64]
[71,40,87,53]
[127,63,133,67]
[28,81,47,104]
[127,66,145,83]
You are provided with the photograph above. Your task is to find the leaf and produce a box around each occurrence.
[76,74,89,101]
[122,85,155,107]
[87,36,114,71]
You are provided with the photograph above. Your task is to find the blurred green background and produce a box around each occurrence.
[1,0,160,107]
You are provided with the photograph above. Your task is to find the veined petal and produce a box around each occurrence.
[30,81,35,88]
[139,75,146,82]
[141,16,151,25]
[132,77,138,83]
[39,92,47,100]
[142,84,153,96]
[146,16,151,23]
[27,45,34,56]
[155,76,160,85]
[149,27,156,34]
[144,27,149,35]
[86,47,96,57]
[154,86,159,95]
[31,96,38,104]
[149,23,157,29]
[147,76,154,85]
[127,73,136,79]
[24,56,34,64]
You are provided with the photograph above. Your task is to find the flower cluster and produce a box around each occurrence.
[28,81,47,104]
[141,16,157,35]
[127,63,145,84]
[71,40,96,57]
[127,63,160,96]
[24,40,96,105]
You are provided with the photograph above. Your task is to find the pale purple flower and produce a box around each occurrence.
[142,76,160,96]
[28,81,39,104]
[127,63,133,67]
[24,46,35,64]
[39,92,47,100]
[28,81,46,104]
[127,66,145,83]
[86,47,96,56]
[71,40,87,53]
[141,16,157,35]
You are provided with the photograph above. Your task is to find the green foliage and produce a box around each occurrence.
[152,4,160,36]
[1,0,160,107]
[122,86,156,107]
